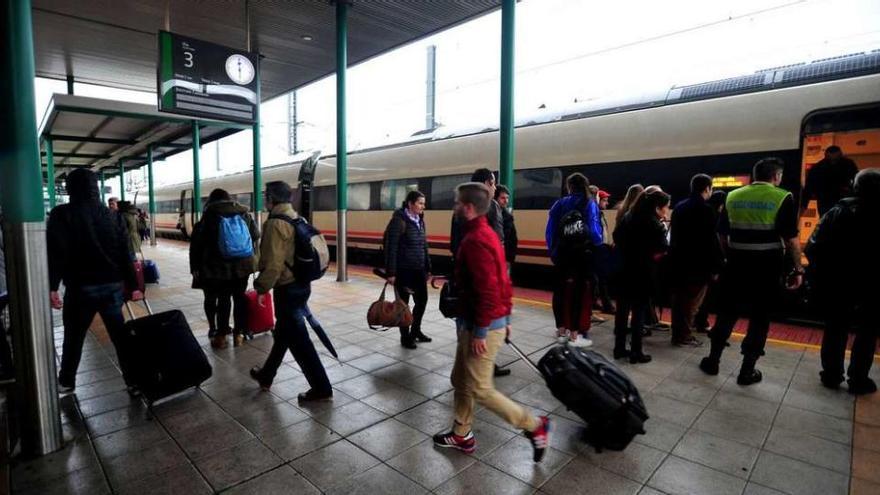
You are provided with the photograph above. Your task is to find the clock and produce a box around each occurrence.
[225,54,255,85]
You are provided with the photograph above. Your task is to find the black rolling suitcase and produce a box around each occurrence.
[507,340,648,451]
[123,300,212,403]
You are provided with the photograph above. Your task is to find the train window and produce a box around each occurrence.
[314,186,336,211]
[430,174,470,210]
[234,193,252,210]
[348,183,371,211]
[380,179,418,210]
[513,168,563,209]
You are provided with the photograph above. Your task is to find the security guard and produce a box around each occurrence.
[699,158,803,385]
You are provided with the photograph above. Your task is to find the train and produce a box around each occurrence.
[140,63,880,285]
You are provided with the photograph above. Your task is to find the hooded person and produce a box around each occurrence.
[47,168,142,394]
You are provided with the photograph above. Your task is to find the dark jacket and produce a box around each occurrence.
[669,195,724,284]
[545,194,603,264]
[613,211,668,299]
[47,176,136,291]
[118,201,141,255]
[501,207,518,263]
[802,157,859,216]
[806,197,880,301]
[450,199,503,258]
[455,215,513,335]
[384,208,431,276]
[189,200,259,282]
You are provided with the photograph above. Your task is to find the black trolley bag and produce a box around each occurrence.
[123,299,212,403]
[506,339,648,452]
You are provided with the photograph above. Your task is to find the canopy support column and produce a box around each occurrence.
[118,160,125,202]
[252,93,263,231]
[0,0,62,456]
[499,0,516,206]
[45,138,56,209]
[335,0,349,282]
[192,122,201,223]
[147,146,157,246]
[100,170,105,203]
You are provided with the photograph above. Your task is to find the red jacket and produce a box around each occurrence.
[455,215,513,331]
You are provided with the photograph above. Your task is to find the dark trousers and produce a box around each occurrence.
[552,271,594,334]
[0,295,12,375]
[59,283,132,386]
[709,254,782,362]
[671,281,709,342]
[821,304,877,383]
[202,277,249,337]
[615,294,647,354]
[395,269,428,340]
[258,282,331,393]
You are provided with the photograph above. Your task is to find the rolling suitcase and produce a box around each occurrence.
[123,300,212,403]
[507,339,648,452]
[143,259,160,284]
[123,260,146,301]
[245,289,274,336]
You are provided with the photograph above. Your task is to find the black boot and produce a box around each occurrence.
[412,327,432,343]
[736,355,762,386]
[400,327,417,349]
[613,332,629,360]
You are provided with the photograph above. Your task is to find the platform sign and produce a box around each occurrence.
[157,31,258,123]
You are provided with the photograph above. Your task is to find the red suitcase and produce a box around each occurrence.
[245,289,274,335]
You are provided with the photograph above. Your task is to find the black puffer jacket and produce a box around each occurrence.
[384,208,430,276]
[47,170,136,291]
[613,211,668,299]
[189,200,259,281]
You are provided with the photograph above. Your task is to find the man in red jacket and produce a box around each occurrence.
[433,182,551,462]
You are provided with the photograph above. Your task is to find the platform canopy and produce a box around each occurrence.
[38,94,246,179]
[32,0,501,101]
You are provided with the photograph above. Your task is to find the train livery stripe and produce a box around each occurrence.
[322,231,550,258]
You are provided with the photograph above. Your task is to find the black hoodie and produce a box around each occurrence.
[47,169,136,291]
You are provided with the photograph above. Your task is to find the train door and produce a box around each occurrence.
[799,104,880,250]
[178,189,192,237]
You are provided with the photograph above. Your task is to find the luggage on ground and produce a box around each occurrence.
[143,259,160,283]
[367,282,413,330]
[507,340,648,451]
[122,299,212,402]
[245,289,275,335]
[268,214,329,282]
[218,215,254,259]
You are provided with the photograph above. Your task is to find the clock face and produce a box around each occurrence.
[225,54,255,85]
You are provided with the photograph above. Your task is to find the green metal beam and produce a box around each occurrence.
[192,122,201,222]
[100,170,106,203]
[45,139,56,209]
[336,0,349,282]
[499,0,515,208]
[253,67,263,216]
[147,146,156,246]
[118,160,125,201]
[41,151,112,160]
[48,134,137,146]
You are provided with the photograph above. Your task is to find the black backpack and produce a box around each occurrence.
[557,201,595,268]
[269,215,330,282]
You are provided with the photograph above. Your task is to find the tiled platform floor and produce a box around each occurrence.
[9,240,880,494]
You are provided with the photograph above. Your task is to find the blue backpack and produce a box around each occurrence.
[217,215,254,259]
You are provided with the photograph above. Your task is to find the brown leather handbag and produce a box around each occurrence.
[367,282,413,330]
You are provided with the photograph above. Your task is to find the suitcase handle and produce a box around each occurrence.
[505,337,542,377]
[124,298,154,320]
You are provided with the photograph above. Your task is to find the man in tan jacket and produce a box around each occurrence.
[249,181,332,402]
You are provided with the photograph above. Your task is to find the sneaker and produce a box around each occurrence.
[848,378,877,395]
[524,416,551,462]
[569,334,593,348]
[556,328,569,342]
[737,369,763,386]
[412,330,433,343]
[298,389,334,403]
[249,366,271,391]
[433,430,476,454]
[233,334,245,347]
[493,365,511,377]
[629,353,652,364]
[699,357,719,376]
[57,383,75,395]
[673,336,703,348]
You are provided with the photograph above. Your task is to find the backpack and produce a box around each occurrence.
[557,201,595,269]
[217,215,254,259]
[269,215,330,282]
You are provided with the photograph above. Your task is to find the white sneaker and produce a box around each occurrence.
[569,334,593,348]
[556,328,569,343]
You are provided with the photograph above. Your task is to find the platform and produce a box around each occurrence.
[8,240,880,495]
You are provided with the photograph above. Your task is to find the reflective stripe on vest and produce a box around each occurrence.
[725,183,790,252]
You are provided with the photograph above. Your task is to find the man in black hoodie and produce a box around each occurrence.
[48,169,141,394]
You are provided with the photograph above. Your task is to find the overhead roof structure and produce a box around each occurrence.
[32,0,501,102]
[38,94,247,179]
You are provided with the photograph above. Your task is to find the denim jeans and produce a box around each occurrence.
[59,283,131,387]
[257,282,331,394]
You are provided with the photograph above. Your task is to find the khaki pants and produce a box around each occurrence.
[451,329,538,436]
[671,281,708,342]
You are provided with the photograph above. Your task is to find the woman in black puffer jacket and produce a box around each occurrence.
[384,190,432,349]
[612,189,671,364]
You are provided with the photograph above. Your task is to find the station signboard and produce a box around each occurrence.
[157,31,259,123]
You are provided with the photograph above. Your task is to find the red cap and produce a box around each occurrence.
[598,190,610,200]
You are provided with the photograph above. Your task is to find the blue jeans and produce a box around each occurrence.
[257,282,331,394]
[59,283,130,386]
